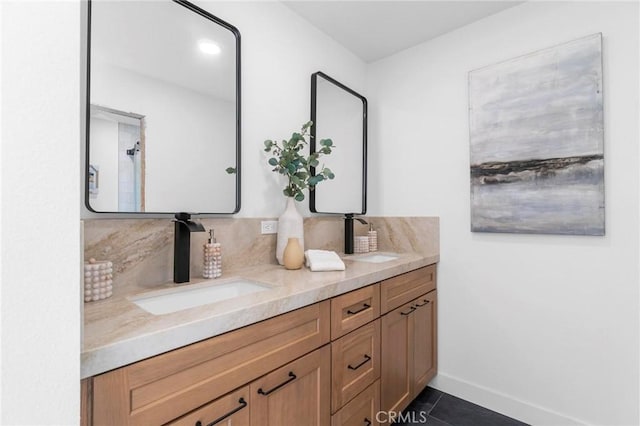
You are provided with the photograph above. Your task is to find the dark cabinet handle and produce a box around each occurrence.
[364,419,372,426]
[257,371,296,396]
[194,397,248,426]
[400,306,416,315]
[347,303,370,315]
[414,299,430,307]
[348,354,372,370]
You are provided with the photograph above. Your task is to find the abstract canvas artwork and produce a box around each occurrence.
[469,33,604,235]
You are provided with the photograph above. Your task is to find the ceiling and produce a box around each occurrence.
[282,1,523,63]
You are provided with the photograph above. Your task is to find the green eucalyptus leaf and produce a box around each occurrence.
[225,167,236,174]
[268,157,278,166]
[302,121,313,130]
[295,192,305,202]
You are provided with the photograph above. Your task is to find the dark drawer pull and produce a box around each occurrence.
[348,354,372,370]
[347,303,370,315]
[400,306,416,316]
[414,299,430,307]
[195,397,247,426]
[257,371,296,396]
[364,418,372,426]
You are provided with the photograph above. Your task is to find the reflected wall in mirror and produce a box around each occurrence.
[310,72,367,215]
[86,0,240,214]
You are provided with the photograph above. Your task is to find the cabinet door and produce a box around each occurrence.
[167,386,249,426]
[411,291,437,398]
[380,300,414,415]
[250,345,330,426]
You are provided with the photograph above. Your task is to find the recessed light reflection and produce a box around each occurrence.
[198,40,221,55]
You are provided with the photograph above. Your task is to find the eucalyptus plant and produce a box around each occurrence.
[264,121,335,202]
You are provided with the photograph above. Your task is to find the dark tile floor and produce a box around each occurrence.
[395,387,530,426]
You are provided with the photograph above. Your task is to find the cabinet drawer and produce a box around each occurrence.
[331,319,380,413]
[167,386,250,426]
[332,380,380,426]
[331,284,380,340]
[92,301,330,426]
[380,265,436,314]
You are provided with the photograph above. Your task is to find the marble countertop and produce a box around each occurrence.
[82,252,439,379]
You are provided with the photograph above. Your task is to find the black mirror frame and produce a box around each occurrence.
[309,71,367,215]
[84,0,242,215]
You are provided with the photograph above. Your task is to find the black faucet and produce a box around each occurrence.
[344,214,368,254]
[173,212,205,284]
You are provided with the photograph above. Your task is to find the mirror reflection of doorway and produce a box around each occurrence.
[89,105,146,212]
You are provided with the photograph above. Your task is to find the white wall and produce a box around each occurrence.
[1,1,81,424]
[196,0,367,217]
[367,2,639,425]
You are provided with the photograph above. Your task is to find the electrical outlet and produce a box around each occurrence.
[261,220,278,234]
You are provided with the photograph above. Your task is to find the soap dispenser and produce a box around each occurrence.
[203,229,222,279]
[368,223,378,252]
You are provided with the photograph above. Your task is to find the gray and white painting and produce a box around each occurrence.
[469,33,604,235]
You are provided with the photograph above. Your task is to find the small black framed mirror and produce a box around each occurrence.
[85,0,241,214]
[310,71,367,215]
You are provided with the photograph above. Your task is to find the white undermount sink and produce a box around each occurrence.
[129,279,272,315]
[350,253,400,263]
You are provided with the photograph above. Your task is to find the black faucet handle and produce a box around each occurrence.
[175,212,193,221]
[174,212,205,232]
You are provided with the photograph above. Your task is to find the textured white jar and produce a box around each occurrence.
[276,197,304,265]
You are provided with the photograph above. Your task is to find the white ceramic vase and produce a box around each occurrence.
[277,197,304,265]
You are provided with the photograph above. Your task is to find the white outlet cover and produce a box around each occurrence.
[261,220,278,234]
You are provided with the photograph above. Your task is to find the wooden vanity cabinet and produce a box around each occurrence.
[380,289,437,417]
[84,264,438,426]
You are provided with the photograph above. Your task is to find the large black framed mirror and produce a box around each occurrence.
[85,0,241,214]
[310,71,367,215]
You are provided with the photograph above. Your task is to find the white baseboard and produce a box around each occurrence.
[430,373,590,426]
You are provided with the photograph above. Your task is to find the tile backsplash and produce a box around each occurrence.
[83,216,439,296]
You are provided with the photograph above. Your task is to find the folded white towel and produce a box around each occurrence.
[304,250,346,272]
